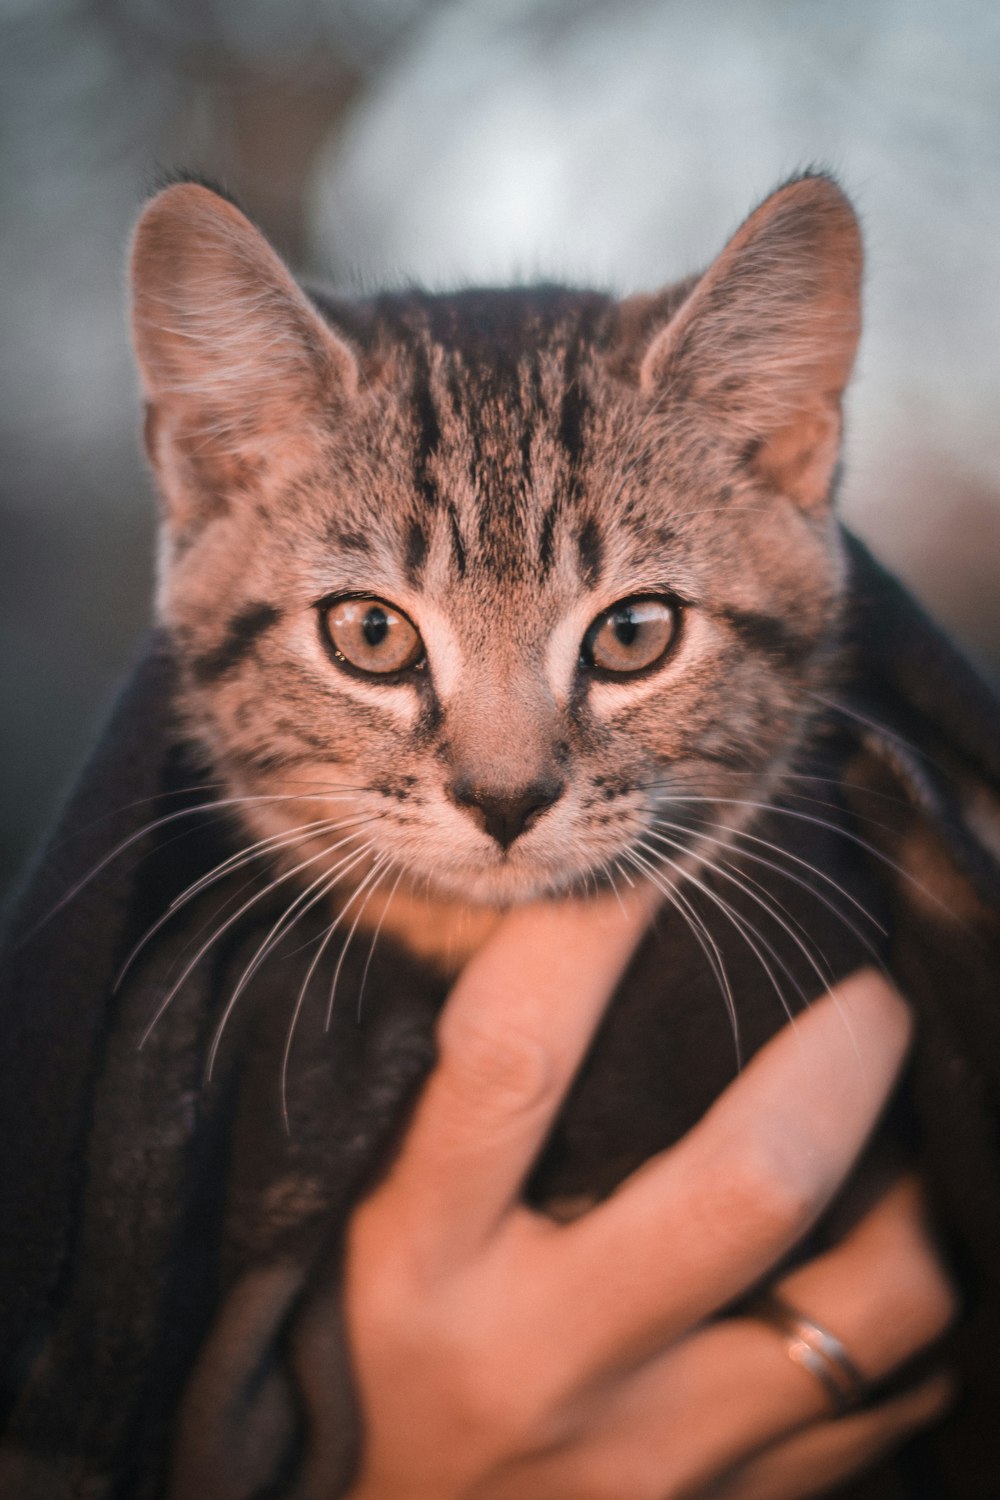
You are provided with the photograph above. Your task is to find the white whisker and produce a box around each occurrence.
[29,788,364,939]
[805,692,937,766]
[646,829,834,994]
[115,814,378,991]
[622,846,742,1066]
[139,831,371,1053]
[355,865,405,1024]
[647,790,959,921]
[325,859,403,1033]
[280,854,391,1130]
[646,823,870,1074]
[651,812,887,965]
[632,835,799,1030]
[207,842,377,1070]
[203,843,376,1091]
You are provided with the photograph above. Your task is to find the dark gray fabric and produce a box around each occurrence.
[1,533,999,1498]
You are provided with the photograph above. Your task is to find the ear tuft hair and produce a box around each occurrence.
[129,182,359,531]
[639,173,863,511]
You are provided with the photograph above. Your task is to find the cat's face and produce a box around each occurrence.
[131,177,861,919]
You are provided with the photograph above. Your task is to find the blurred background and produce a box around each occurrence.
[2,0,999,903]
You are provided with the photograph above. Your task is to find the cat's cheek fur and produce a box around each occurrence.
[131,173,860,964]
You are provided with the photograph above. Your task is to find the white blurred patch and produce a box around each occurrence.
[307,0,1000,660]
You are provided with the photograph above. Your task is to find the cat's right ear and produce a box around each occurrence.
[636,174,862,513]
[129,183,359,530]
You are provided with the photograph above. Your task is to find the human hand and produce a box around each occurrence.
[341,891,955,1499]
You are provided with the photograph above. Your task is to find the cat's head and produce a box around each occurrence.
[129,174,861,926]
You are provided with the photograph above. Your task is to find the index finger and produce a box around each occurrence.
[548,968,914,1375]
[379,884,657,1255]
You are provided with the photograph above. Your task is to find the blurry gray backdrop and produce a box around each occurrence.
[2,0,1000,900]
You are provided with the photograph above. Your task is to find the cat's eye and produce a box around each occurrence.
[319,596,424,677]
[582,596,679,676]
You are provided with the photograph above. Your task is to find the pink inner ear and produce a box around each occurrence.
[636,175,862,512]
[130,182,359,426]
[129,183,361,532]
[752,407,842,511]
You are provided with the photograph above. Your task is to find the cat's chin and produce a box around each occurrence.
[343,860,619,974]
[418,861,598,908]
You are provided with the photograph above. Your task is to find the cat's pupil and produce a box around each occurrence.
[363,607,389,648]
[612,607,639,647]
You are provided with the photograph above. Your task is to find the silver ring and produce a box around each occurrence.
[750,1292,869,1414]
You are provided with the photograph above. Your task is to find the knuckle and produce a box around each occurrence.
[424,1315,549,1448]
[437,1012,553,1119]
[706,1138,819,1247]
[907,1250,962,1349]
[345,1203,429,1326]
[344,1230,563,1450]
[461,1366,540,1444]
[347,1248,450,1373]
[876,1184,963,1355]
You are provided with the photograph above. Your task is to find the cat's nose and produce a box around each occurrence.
[449,777,564,850]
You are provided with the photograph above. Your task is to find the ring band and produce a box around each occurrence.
[750,1292,869,1414]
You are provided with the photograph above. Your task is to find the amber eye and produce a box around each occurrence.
[583,596,679,675]
[320,597,424,677]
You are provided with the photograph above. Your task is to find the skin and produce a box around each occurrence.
[340,890,956,1500]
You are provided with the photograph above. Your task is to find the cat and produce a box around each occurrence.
[119,166,895,1251]
[0,171,897,1499]
[131,169,863,987]
[123,175,890,1488]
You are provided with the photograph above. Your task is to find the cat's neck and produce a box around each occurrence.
[343,884,504,976]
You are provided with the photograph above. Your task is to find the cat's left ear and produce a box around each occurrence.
[129,182,359,528]
[639,174,862,511]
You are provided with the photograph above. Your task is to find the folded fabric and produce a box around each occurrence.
[1,530,998,1499]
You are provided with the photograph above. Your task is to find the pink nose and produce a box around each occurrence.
[449,778,564,849]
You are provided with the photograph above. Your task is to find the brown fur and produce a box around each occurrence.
[130,174,861,966]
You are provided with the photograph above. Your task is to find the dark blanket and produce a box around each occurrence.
[1,531,999,1499]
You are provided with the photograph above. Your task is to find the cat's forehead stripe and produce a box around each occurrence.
[576,516,603,588]
[404,520,428,586]
[537,497,559,575]
[326,526,374,557]
[555,337,590,508]
[389,295,610,588]
[446,502,467,578]
[409,337,443,513]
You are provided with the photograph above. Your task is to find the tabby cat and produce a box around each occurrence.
[9,166,1000,1500]
[120,172,886,1493]
[131,169,864,997]
[0,167,922,1500]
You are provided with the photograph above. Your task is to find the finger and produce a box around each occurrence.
[486,1173,953,1500]
[772,1176,959,1397]
[568,1176,954,1498]
[372,886,656,1254]
[545,970,912,1372]
[650,1178,956,1489]
[706,1375,955,1500]
[480,1342,952,1500]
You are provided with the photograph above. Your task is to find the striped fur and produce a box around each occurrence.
[130,175,860,962]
